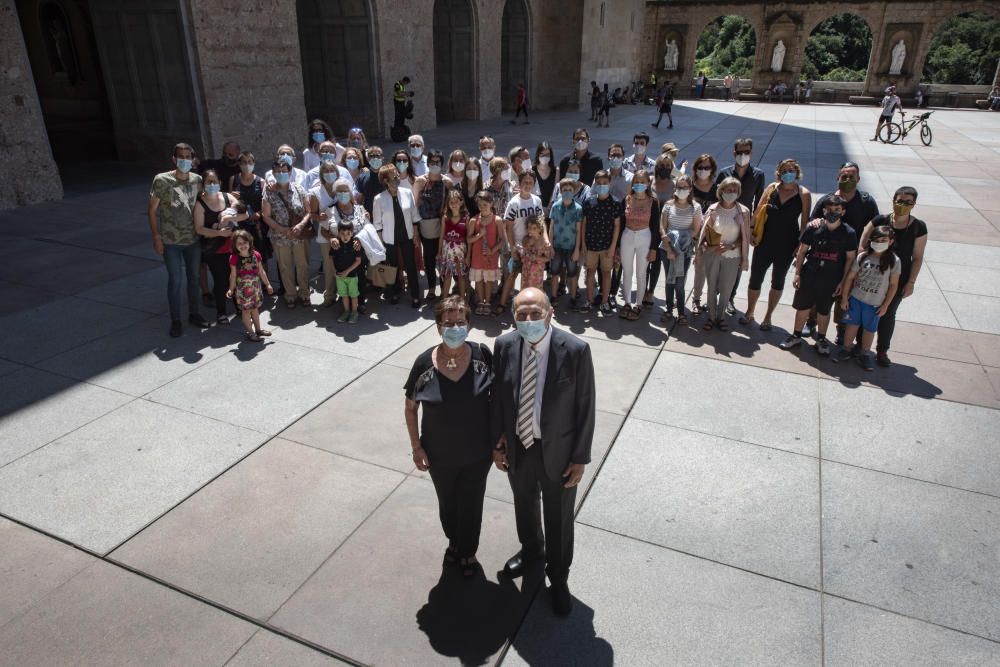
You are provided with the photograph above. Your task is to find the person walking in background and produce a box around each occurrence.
[512,83,530,125]
[723,74,733,101]
[590,81,601,121]
[651,81,674,129]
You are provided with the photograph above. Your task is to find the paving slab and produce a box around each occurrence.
[112,438,403,620]
[0,560,256,667]
[632,351,821,456]
[943,291,1000,335]
[0,399,266,554]
[823,595,1000,667]
[578,418,820,588]
[146,341,373,435]
[929,263,1000,299]
[0,517,94,629]
[823,462,1000,642]
[271,477,532,667]
[225,630,342,666]
[924,240,1000,268]
[884,319,981,366]
[74,266,170,315]
[503,523,821,667]
[0,366,133,467]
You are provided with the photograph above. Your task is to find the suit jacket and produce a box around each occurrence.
[490,326,596,481]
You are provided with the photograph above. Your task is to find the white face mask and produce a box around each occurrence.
[696,169,712,180]
[575,139,588,151]
[735,154,751,167]
[871,241,891,253]
[538,155,551,165]
[633,144,647,155]
[453,161,465,172]
[500,169,512,181]
[481,148,495,160]
[675,189,691,200]
[721,192,739,204]
[521,158,532,171]
[465,169,479,180]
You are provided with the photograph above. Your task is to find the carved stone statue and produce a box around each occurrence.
[664,39,679,71]
[889,39,906,75]
[771,40,786,73]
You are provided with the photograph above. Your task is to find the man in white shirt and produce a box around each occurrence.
[623,132,655,174]
[872,86,902,141]
[301,141,356,191]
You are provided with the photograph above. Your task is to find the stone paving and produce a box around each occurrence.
[1,100,999,666]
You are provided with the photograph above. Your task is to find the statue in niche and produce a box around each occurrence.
[771,40,786,72]
[664,39,679,71]
[889,39,906,75]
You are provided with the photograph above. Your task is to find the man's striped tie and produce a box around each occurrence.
[517,349,537,447]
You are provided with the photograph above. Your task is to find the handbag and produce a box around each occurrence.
[275,187,316,240]
[752,183,777,245]
[366,262,397,288]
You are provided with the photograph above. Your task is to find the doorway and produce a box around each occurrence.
[433,0,477,122]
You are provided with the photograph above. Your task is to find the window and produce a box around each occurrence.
[600,3,605,28]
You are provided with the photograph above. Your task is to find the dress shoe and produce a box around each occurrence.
[550,580,572,617]
[503,550,543,578]
[188,313,210,328]
[169,320,183,338]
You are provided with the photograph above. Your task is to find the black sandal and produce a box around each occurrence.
[443,546,457,566]
[717,319,730,332]
[702,320,714,331]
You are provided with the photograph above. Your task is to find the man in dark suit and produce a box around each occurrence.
[491,287,596,617]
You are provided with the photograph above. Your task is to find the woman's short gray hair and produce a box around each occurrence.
[716,176,742,200]
[333,177,353,191]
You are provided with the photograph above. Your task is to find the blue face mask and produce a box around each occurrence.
[322,172,337,184]
[780,171,797,184]
[204,184,221,195]
[609,157,623,169]
[175,158,193,173]
[515,319,548,345]
[409,146,423,158]
[345,158,360,170]
[441,325,468,349]
[274,172,290,185]
[311,131,326,144]
[561,190,574,202]
[320,152,337,164]
[566,173,580,182]
[632,183,648,193]
[594,184,610,197]
[279,154,294,167]
[395,161,409,174]
[337,192,352,204]
[369,157,383,170]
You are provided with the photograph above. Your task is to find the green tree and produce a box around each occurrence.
[804,13,873,81]
[923,13,1000,84]
[694,15,756,77]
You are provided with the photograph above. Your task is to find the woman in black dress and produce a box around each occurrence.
[404,296,494,577]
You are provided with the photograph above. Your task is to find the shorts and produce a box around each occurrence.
[549,248,579,277]
[749,243,796,291]
[585,249,613,272]
[469,268,500,282]
[335,275,359,298]
[842,295,880,333]
[659,101,673,113]
[791,271,838,314]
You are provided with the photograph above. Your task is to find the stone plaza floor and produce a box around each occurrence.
[1,100,999,666]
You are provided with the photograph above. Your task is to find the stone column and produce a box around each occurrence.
[0,0,63,209]
[477,0,503,121]
[373,0,435,135]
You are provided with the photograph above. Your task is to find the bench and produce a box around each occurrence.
[738,92,763,101]
[849,96,878,105]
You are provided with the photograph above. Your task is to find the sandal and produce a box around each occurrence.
[255,329,272,337]
[691,299,703,315]
[717,319,730,332]
[702,320,714,331]
[619,305,632,319]
[677,313,688,325]
[245,330,262,342]
[759,321,772,331]
[739,314,755,326]
[659,309,673,324]
[627,307,641,321]
[216,315,229,325]
[493,303,506,316]
[642,292,655,307]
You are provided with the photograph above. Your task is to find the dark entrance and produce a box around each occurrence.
[433,0,476,122]
[500,0,530,112]
[297,0,379,136]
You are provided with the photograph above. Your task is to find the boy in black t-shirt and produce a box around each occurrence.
[331,221,363,323]
[780,196,857,355]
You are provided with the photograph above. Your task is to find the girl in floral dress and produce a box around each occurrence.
[436,189,469,303]
[226,230,274,342]
[515,216,552,290]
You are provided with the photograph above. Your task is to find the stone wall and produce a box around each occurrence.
[578,0,647,110]
[186,0,307,162]
[531,1,586,110]
[0,0,62,209]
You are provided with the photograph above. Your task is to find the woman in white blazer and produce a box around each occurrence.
[372,164,423,307]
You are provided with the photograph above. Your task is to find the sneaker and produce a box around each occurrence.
[779,334,803,350]
[859,352,876,371]
[189,314,210,328]
[815,336,831,356]
[337,311,350,323]
[578,299,592,312]
[691,299,703,315]
[599,301,614,315]
[608,295,620,309]
[349,311,359,324]
[169,320,182,338]
[801,322,813,339]
[831,347,851,364]
[725,301,736,316]
[876,351,891,368]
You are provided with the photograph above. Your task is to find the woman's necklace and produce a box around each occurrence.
[440,344,463,370]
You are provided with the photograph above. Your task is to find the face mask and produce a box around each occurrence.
[274,172,290,185]
[349,139,363,148]
[240,162,254,173]
[609,157,623,169]
[735,154,750,167]
[675,188,690,200]
[893,203,914,217]
[780,171,797,184]
[279,154,294,167]
[481,148,495,160]
[824,211,842,223]
[337,192,353,204]
[696,169,711,180]
[594,184,610,197]
[345,158,360,170]
[515,319,547,344]
[465,169,479,180]
[575,140,589,151]
[632,183,648,193]
[441,325,468,349]
[204,184,221,195]
[428,164,442,175]
[871,240,890,253]
[311,131,326,144]
[175,158,193,173]
[838,177,857,192]
[368,157,383,170]
[522,159,532,171]
[566,173,580,182]
[501,169,512,181]
[395,161,409,174]
[561,190,574,202]
[322,172,337,184]
[721,192,739,204]
[539,156,551,165]
[633,144,647,155]
[320,152,336,164]
[453,161,466,172]
[409,146,423,158]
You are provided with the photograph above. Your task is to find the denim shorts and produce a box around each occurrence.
[842,295,880,333]
[549,248,579,277]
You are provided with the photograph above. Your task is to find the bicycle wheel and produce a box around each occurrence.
[879,122,902,144]
[920,123,932,146]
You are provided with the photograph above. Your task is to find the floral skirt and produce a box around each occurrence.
[436,241,467,279]
[235,275,263,311]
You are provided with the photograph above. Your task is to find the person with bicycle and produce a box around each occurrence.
[872,86,902,141]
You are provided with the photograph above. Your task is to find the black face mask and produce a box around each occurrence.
[225,157,239,166]
[655,167,670,179]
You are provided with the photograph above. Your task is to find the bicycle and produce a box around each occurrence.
[879,110,934,146]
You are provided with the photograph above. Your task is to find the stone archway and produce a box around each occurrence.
[433,0,477,122]
[803,13,874,83]
[500,0,530,112]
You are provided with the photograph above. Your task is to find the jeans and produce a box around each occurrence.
[163,241,202,321]
[660,248,692,311]
[619,228,651,307]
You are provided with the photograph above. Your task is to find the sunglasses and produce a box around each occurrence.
[894,199,915,205]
